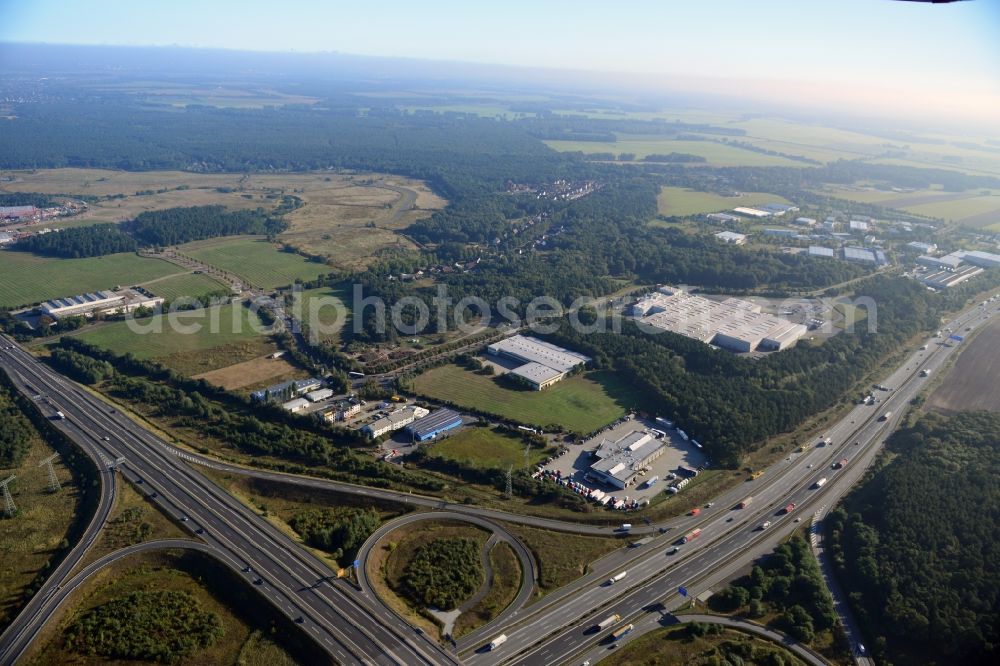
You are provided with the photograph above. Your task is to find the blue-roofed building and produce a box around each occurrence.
[406,408,463,441]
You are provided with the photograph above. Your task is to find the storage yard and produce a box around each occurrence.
[536,415,707,509]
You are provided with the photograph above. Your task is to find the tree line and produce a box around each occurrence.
[11,205,287,258]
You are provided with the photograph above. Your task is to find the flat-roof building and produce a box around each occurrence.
[843,247,877,263]
[917,254,963,270]
[589,430,667,489]
[808,245,835,258]
[362,405,429,438]
[733,207,771,218]
[0,205,37,219]
[761,203,799,215]
[406,408,463,441]
[706,212,742,223]
[794,217,817,227]
[763,228,797,237]
[957,250,1000,269]
[251,377,323,402]
[632,288,807,353]
[487,335,590,390]
[921,265,984,289]
[906,241,937,253]
[304,388,335,403]
[714,231,747,245]
[38,288,164,320]
[849,220,869,232]
[281,398,310,413]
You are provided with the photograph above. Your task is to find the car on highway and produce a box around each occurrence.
[760,521,772,530]
[102,435,110,441]
[858,643,866,655]
[180,515,189,522]
[667,546,680,555]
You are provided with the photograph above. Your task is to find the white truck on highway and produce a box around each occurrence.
[880,411,893,421]
[54,410,65,420]
[813,477,828,489]
[595,613,621,631]
[607,571,627,585]
[487,634,508,650]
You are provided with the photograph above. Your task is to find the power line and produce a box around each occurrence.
[1,476,16,517]
[39,453,61,493]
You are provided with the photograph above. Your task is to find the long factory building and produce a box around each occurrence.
[631,287,807,353]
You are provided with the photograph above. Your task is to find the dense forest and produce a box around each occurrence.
[0,381,34,469]
[288,507,380,563]
[125,205,285,246]
[11,206,286,258]
[712,535,837,644]
[827,411,1000,665]
[13,224,137,258]
[403,538,484,611]
[64,590,223,663]
[0,192,58,207]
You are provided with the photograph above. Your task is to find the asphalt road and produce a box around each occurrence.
[354,511,537,644]
[0,338,459,666]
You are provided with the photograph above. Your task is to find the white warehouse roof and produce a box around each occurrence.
[487,335,590,373]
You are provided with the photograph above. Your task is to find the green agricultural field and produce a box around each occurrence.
[180,237,332,289]
[901,192,1000,224]
[72,303,273,363]
[425,426,549,469]
[411,366,645,432]
[544,135,802,167]
[0,251,183,309]
[144,272,230,302]
[656,187,790,217]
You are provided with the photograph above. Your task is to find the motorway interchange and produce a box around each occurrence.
[0,295,995,666]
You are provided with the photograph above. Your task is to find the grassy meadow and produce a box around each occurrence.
[70,303,279,375]
[425,426,549,469]
[411,365,645,432]
[180,237,332,289]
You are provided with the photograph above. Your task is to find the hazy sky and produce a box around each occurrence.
[3,0,999,124]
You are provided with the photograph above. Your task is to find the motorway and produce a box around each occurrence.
[0,295,994,665]
[0,338,459,666]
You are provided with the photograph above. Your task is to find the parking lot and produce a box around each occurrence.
[539,415,707,506]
